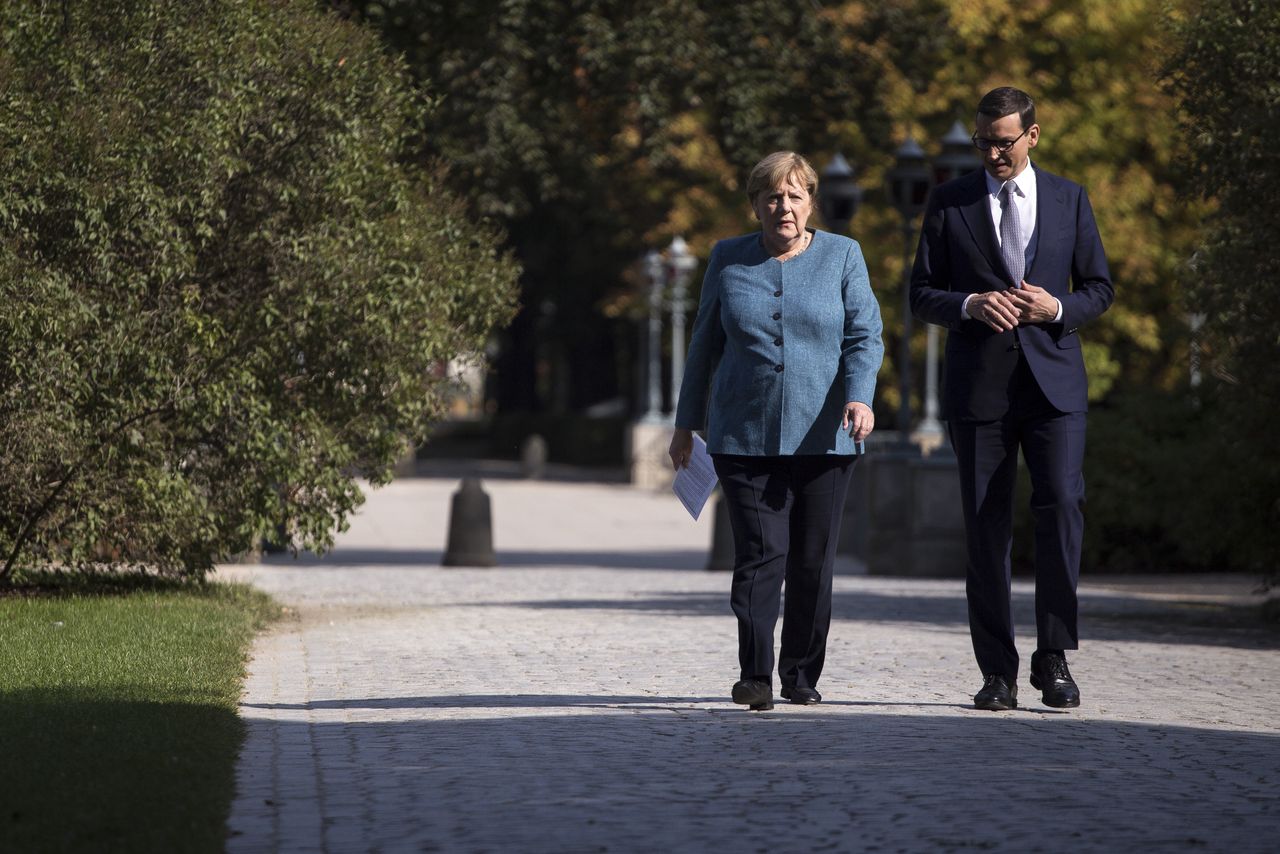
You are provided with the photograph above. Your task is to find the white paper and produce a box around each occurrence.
[672,434,718,520]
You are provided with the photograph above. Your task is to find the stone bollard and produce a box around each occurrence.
[706,491,735,571]
[442,478,497,567]
[520,434,548,479]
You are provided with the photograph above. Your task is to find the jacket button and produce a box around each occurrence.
[772,312,781,320]
[774,364,784,373]
[774,338,783,346]
[774,290,782,297]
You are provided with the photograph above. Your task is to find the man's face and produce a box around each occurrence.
[975,112,1039,181]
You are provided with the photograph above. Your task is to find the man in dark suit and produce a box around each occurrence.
[910,87,1114,711]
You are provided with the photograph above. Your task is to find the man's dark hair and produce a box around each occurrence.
[977,87,1036,130]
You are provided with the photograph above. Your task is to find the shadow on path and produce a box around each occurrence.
[244,693,722,711]
[230,707,1280,852]
[242,694,978,713]
[266,548,708,570]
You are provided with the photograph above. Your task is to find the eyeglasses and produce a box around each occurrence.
[971,128,1029,152]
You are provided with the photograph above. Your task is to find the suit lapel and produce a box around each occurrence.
[1026,169,1067,284]
[955,170,1003,278]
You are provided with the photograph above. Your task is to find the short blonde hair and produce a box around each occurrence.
[746,151,818,205]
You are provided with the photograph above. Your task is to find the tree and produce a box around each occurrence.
[337,0,1202,427]
[1166,0,1280,582]
[331,0,896,414]
[0,0,519,580]
[854,0,1207,407]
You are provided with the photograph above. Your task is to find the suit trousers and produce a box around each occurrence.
[947,356,1086,680]
[711,453,856,688]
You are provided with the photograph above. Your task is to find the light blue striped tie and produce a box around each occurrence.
[1000,181,1024,288]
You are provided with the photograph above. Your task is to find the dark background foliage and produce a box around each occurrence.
[334,0,1271,580]
[330,0,897,415]
[1162,0,1280,584]
[333,0,1202,423]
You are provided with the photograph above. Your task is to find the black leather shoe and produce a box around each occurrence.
[732,678,773,711]
[973,674,1018,711]
[780,686,821,705]
[1030,650,1081,708]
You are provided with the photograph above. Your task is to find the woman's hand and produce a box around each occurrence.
[669,428,694,471]
[842,402,874,443]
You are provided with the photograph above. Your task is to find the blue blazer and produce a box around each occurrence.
[909,167,1114,421]
[675,229,884,456]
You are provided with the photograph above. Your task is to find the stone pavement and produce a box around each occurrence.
[217,477,1280,853]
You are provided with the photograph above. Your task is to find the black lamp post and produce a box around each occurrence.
[886,137,933,442]
[818,153,862,235]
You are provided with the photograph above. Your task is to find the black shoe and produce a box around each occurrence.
[780,686,821,705]
[1030,650,1081,708]
[731,678,773,711]
[973,674,1018,711]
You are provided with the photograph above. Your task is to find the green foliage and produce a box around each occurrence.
[1008,388,1268,577]
[0,578,279,851]
[0,1,519,578]
[338,0,1201,427]
[346,0,886,223]
[334,0,896,410]
[867,0,1205,409]
[1076,390,1265,574]
[1166,0,1280,585]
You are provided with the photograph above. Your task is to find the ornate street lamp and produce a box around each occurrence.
[886,137,933,442]
[887,137,932,219]
[933,120,980,186]
[667,235,697,417]
[818,153,862,235]
[918,121,982,444]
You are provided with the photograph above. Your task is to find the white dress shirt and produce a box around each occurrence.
[962,161,1063,322]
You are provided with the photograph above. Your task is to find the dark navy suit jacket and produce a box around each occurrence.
[909,167,1114,421]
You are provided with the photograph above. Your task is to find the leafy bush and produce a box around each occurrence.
[1076,390,1270,577]
[0,1,519,580]
[1009,388,1273,579]
[1165,0,1280,589]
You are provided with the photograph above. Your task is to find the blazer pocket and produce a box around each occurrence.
[1056,333,1081,349]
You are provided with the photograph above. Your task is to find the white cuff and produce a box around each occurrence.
[1053,298,1063,323]
[962,293,976,320]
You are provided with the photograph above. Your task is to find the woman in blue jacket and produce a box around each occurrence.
[669,151,884,711]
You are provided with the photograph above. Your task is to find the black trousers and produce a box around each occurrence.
[711,454,856,689]
[947,357,1086,680]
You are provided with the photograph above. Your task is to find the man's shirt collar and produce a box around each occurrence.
[985,161,1036,197]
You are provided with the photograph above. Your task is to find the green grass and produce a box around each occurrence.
[0,573,280,853]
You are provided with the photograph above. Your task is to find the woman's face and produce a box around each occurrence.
[753,174,812,246]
